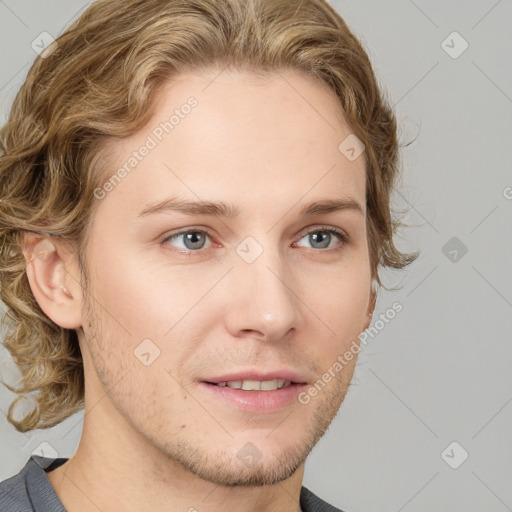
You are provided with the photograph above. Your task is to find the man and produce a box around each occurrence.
[0,1,417,510]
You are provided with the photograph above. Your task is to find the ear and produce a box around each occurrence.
[363,285,377,331]
[21,232,83,329]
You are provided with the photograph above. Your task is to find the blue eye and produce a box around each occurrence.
[162,226,348,254]
[295,227,347,250]
[163,230,211,252]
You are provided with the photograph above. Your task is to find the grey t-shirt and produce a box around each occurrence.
[0,456,346,511]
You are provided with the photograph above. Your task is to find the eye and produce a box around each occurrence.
[161,226,348,255]
[294,227,348,250]
[162,229,213,253]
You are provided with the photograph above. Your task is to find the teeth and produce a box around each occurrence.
[260,379,278,390]
[241,380,262,391]
[217,379,291,391]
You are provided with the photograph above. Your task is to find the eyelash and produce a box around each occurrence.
[161,226,349,255]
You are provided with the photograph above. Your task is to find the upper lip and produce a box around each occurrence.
[201,369,309,385]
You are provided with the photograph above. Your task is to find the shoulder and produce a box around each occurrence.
[300,485,348,512]
[0,456,68,511]
[1,457,36,511]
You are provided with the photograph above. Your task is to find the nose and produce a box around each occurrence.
[223,244,300,343]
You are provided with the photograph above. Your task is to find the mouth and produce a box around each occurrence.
[198,371,309,412]
[205,379,293,391]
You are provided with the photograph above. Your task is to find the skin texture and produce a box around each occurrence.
[23,68,376,512]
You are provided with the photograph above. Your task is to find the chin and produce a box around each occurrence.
[156,433,311,487]
[188,449,307,487]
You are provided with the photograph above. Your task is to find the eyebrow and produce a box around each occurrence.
[137,196,365,218]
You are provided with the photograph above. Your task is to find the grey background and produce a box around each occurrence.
[1,1,511,511]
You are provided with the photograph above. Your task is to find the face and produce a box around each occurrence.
[77,67,373,486]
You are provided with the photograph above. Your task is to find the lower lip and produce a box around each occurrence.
[198,382,307,413]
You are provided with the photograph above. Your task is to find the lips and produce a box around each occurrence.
[198,369,309,412]
[201,370,308,386]
[214,379,291,391]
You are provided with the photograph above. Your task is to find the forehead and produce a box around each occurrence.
[94,67,366,218]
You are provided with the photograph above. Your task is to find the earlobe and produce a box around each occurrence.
[21,233,83,329]
[364,286,377,331]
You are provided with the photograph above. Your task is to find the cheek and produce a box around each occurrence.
[86,254,231,380]
[296,268,371,379]
[301,260,371,329]
[87,250,204,338]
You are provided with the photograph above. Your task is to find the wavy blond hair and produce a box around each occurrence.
[0,0,418,432]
